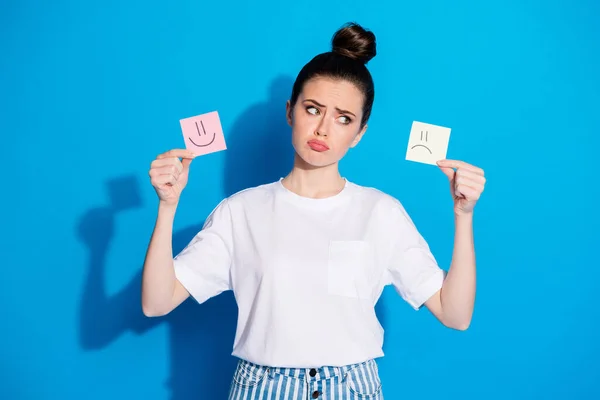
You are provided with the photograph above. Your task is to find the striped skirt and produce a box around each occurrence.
[228,358,383,399]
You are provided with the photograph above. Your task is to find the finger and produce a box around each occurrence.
[437,159,484,175]
[439,167,455,181]
[455,184,480,201]
[181,158,193,171]
[150,165,181,180]
[158,164,181,179]
[455,177,484,194]
[151,158,184,174]
[152,174,178,186]
[456,168,486,186]
[157,149,197,160]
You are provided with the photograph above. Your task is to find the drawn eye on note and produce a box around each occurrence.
[405,121,451,165]
[180,111,227,156]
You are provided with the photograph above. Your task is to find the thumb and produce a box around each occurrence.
[439,166,455,181]
[181,157,194,171]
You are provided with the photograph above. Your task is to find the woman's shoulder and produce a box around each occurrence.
[347,181,416,228]
[346,180,405,209]
[224,179,281,204]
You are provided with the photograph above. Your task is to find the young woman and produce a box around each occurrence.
[142,22,485,400]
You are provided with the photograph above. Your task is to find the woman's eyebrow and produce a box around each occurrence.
[304,98,356,117]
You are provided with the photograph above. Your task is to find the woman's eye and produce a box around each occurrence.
[306,106,319,115]
[339,116,351,124]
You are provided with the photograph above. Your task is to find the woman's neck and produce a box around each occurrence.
[281,154,346,199]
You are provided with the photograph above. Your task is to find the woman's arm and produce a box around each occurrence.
[425,159,486,330]
[141,203,190,317]
[425,213,476,330]
[142,149,196,317]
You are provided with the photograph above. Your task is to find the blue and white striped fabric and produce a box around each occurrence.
[228,358,384,399]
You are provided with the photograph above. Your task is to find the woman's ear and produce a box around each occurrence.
[286,100,293,127]
[350,124,368,148]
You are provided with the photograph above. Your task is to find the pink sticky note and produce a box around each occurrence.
[180,111,227,156]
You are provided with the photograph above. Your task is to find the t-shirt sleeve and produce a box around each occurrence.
[383,198,446,310]
[173,198,233,304]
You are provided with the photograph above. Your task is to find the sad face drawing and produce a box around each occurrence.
[405,121,451,165]
[411,130,432,154]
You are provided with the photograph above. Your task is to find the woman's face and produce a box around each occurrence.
[286,77,367,168]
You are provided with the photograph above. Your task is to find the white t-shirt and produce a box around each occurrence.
[173,178,445,368]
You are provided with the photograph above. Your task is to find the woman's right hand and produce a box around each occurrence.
[149,149,197,206]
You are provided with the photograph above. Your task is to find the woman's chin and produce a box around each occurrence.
[294,149,338,169]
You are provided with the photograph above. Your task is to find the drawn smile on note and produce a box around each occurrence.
[189,120,216,147]
[410,130,432,154]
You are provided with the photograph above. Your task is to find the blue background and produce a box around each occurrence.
[2,0,599,399]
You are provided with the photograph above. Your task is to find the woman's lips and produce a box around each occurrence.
[307,139,329,152]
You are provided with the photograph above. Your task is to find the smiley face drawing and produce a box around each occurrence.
[189,120,216,147]
[405,121,451,165]
[180,111,228,156]
[411,130,432,154]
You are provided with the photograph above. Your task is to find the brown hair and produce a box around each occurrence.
[289,22,377,128]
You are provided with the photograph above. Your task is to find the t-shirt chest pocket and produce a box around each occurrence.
[327,240,376,300]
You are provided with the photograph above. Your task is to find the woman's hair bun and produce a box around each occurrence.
[331,22,376,64]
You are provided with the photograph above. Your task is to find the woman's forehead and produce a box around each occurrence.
[300,78,364,111]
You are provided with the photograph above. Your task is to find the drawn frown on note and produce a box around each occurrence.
[180,111,227,156]
[405,121,451,165]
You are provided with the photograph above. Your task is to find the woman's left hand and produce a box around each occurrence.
[436,159,486,216]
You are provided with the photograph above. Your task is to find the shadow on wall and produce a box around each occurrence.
[75,75,299,399]
[223,75,295,197]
